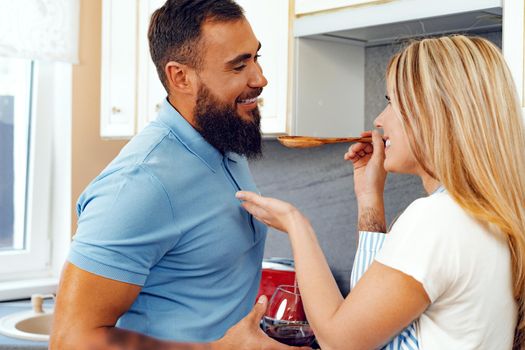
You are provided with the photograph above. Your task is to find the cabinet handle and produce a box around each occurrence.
[257,97,264,107]
[112,107,122,114]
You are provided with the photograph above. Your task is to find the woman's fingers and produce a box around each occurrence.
[239,198,278,230]
[371,130,384,150]
[344,131,374,162]
[236,191,267,218]
[236,190,260,203]
[236,191,300,233]
[369,130,385,165]
[240,201,267,222]
[235,191,257,200]
[344,143,366,160]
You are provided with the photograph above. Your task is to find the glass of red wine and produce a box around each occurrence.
[261,284,315,346]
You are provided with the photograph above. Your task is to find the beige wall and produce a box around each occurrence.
[71,0,128,233]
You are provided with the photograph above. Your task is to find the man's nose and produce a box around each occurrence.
[249,64,268,88]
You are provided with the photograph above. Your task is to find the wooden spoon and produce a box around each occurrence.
[277,136,372,148]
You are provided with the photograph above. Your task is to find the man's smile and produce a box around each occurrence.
[236,96,258,105]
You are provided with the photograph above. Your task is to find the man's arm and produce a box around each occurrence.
[51,262,173,349]
[51,262,305,350]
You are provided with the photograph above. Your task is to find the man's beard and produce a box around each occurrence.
[193,83,263,160]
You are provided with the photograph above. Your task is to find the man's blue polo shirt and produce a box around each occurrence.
[68,99,267,342]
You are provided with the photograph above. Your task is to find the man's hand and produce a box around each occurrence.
[344,130,387,232]
[213,295,311,350]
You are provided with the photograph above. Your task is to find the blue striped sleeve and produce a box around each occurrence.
[350,231,420,350]
[350,231,387,289]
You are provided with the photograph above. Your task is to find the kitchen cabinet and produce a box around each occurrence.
[100,0,138,138]
[137,0,167,132]
[100,0,291,139]
[292,0,503,137]
[294,0,501,38]
[503,0,525,115]
[101,0,514,139]
[100,0,165,139]
[295,0,387,16]
[227,0,292,135]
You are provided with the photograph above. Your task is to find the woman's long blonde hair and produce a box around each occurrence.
[386,35,525,349]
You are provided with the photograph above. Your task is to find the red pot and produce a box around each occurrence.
[256,259,296,302]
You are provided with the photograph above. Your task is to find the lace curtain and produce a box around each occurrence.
[0,0,80,63]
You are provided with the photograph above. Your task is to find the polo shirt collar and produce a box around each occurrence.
[157,98,225,172]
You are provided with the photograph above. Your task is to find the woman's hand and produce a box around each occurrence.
[235,191,307,233]
[344,130,387,203]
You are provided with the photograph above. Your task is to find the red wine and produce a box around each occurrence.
[262,316,315,346]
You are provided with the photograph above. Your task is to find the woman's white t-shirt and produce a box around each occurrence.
[376,191,517,350]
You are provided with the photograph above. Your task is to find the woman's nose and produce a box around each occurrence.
[374,108,386,128]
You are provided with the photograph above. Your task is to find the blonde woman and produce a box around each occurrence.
[236,35,525,349]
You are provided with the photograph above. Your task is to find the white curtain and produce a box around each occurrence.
[0,0,80,63]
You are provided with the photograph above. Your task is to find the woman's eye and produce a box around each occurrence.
[255,54,261,62]
[385,95,391,104]
[234,65,246,72]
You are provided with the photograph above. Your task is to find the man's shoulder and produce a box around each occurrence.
[103,123,192,175]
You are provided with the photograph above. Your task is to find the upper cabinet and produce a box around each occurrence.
[294,0,501,39]
[295,0,389,16]
[292,0,503,137]
[503,0,525,115]
[136,0,167,132]
[100,0,138,138]
[236,0,292,135]
[100,0,170,139]
[100,0,291,139]
[101,0,524,139]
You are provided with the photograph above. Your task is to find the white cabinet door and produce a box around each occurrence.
[295,0,382,15]
[294,38,365,137]
[101,0,290,138]
[100,0,138,139]
[503,0,525,116]
[236,0,290,134]
[294,0,500,38]
[137,0,167,132]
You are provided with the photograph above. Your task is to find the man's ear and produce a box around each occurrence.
[165,61,197,95]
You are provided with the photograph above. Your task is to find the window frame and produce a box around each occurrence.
[0,60,72,300]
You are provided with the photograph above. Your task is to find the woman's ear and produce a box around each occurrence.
[165,61,197,95]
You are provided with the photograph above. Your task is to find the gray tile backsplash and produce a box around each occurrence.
[250,141,424,295]
[250,30,501,296]
[365,30,502,128]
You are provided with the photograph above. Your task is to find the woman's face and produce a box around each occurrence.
[374,99,420,175]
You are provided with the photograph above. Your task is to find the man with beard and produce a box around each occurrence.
[51,1,300,349]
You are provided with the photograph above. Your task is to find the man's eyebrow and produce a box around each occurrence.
[226,42,262,66]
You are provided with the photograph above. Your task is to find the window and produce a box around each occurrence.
[0,0,77,299]
[0,58,33,252]
[0,59,72,299]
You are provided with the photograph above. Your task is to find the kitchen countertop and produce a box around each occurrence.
[0,299,49,350]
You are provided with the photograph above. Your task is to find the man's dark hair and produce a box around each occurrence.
[148,0,245,92]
